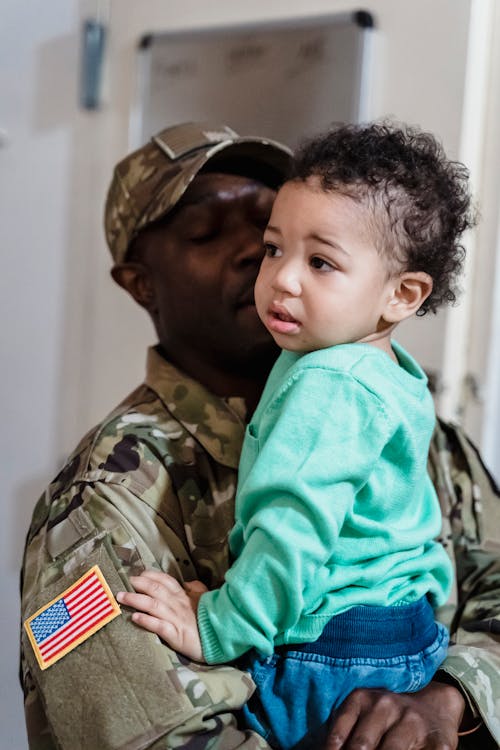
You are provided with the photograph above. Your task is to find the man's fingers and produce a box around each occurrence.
[325,691,365,748]
[379,704,458,750]
[326,685,463,750]
[376,707,428,750]
[380,715,456,750]
[338,693,400,750]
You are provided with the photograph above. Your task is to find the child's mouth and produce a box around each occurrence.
[267,305,301,334]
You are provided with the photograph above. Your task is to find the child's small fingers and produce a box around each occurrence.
[131,611,167,635]
[129,575,182,602]
[117,590,153,612]
[133,569,184,593]
[184,580,208,594]
[117,590,174,619]
[131,612,181,649]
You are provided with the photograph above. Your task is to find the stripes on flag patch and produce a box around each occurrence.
[24,565,121,670]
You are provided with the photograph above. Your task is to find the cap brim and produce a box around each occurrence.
[140,137,292,233]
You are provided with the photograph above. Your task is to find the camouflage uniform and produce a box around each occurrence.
[429,422,500,748]
[20,347,500,749]
[21,347,272,750]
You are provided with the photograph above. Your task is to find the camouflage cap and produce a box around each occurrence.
[104,122,293,263]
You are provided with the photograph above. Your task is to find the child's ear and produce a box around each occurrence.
[383,272,433,323]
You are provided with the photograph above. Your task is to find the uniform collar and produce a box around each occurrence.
[144,347,246,469]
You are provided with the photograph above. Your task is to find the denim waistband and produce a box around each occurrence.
[277,597,439,659]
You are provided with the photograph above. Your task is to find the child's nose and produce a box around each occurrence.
[272,264,302,297]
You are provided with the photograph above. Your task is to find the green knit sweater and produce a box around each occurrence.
[197,341,453,663]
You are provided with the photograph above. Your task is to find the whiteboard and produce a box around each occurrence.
[136,12,375,148]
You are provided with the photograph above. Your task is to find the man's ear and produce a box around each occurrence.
[383,271,433,323]
[110,263,156,312]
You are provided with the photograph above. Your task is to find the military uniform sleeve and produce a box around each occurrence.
[429,420,500,747]
[21,477,271,750]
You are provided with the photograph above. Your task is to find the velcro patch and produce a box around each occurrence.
[24,565,121,670]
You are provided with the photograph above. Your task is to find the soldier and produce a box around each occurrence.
[20,122,500,750]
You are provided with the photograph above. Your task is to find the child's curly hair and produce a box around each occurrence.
[291,122,477,314]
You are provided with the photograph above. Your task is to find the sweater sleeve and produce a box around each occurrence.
[197,366,391,663]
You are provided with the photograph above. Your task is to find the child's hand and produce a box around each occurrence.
[116,570,208,662]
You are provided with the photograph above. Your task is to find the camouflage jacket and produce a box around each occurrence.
[20,347,500,749]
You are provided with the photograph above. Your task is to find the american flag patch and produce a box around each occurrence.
[24,565,121,670]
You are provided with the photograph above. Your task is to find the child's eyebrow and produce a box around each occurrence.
[309,233,351,256]
[264,225,351,256]
[264,223,281,234]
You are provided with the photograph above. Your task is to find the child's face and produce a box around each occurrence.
[255,179,397,353]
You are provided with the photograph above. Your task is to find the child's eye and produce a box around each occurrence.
[310,256,335,271]
[264,242,281,258]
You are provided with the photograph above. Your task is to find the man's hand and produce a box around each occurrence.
[117,570,208,662]
[325,682,466,750]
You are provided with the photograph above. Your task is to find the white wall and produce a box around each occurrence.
[483,214,500,477]
[463,0,500,478]
[3,1,498,747]
[1,2,81,746]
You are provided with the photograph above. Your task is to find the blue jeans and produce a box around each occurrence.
[241,597,449,750]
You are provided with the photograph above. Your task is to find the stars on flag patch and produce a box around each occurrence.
[24,565,121,670]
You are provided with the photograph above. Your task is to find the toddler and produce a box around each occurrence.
[118,122,476,749]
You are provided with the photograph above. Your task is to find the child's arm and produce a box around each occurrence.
[197,367,395,664]
[122,368,397,667]
[117,570,208,662]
